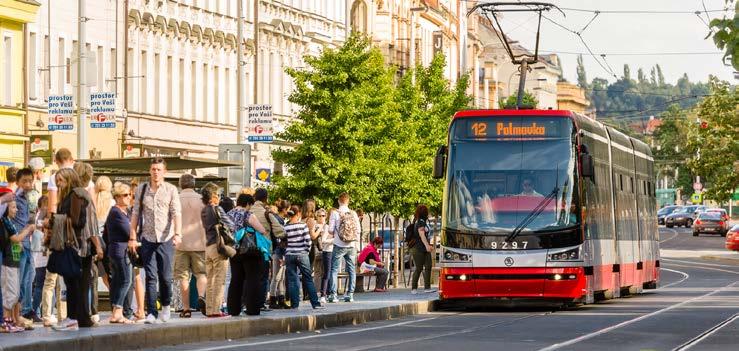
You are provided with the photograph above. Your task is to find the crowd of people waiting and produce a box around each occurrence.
[0,148,436,333]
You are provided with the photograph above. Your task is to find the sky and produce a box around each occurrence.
[486,0,737,85]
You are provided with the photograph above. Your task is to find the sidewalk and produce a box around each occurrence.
[0,289,438,351]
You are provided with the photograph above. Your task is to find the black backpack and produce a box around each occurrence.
[404,221,417,247]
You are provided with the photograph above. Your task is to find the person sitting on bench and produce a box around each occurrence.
[358,237,388,292]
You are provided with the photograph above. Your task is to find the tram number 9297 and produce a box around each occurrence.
[491,240,528,250]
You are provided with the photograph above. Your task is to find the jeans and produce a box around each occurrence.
[269,251,286,297]
[320,251,332,296]
[411,247,432,290]
[19,249,35,315]
[109,255,133,309]
[373,267,389,289]
[328,246,356,297]
[32,266,46,315]
[228,254,266,316]
[285,254,320,308]
[140,239,174,317]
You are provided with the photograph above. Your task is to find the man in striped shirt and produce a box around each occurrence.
[284,205,324,309]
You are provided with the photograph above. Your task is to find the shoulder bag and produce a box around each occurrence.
[213,206,237,258]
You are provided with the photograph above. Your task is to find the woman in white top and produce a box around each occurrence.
[318,208,333,302]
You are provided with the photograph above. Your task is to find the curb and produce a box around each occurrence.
[1,300,437,351]
[700,255,739,265]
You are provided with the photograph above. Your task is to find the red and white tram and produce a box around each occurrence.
[433,109,660,303]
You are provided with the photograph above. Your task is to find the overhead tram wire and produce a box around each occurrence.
[461,1,730,14]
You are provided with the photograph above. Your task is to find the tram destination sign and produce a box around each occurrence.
[456,117,569,140]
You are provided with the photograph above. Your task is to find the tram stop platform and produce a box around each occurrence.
[0,289,438,351]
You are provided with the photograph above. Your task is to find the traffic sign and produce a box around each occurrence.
[256,168,271,183]
[47,95,74,131]
[691,193,703,204]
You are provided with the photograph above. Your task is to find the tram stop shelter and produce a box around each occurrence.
[78,155,242,189]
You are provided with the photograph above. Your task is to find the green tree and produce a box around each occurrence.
[709,1,739,70]
[395,54,472,215]
[499,91,538,109]
[686,77,739,203]
[653,104,695,195]
[637,68,647,87]
[622,64,631,81]
[271,33,400,211]
[656,64,666,87]
[576,54,588,89]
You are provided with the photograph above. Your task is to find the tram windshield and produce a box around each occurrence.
[445,117,580,235]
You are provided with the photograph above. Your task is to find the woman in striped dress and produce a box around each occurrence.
[284,205,324,309]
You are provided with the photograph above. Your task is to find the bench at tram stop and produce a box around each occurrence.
[337,270,377,293]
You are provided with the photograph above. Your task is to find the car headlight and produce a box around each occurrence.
[547,246,582,262]
[442,248,471,262]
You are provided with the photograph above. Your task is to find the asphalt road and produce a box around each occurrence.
[156,226,738,351]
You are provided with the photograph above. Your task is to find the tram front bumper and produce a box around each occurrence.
[440,267,585,300]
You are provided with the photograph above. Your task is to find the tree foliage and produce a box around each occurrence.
[685,77,739,202]
[709,1,739,70]
[271,33,471,217]
[498,91,538,109]
[652,105,696,195]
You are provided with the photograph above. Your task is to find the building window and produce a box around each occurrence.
[350,1,368,33]
[154,53,160,115]
[140,50,147,113]
[203,63,208,121]
[224,67,230,125]
[191,60,196,120]
[42,35,49,101]
[179,58,184,118]
[214,65,220,124]
[29,32,37,101]
[109,48,116,92]
[58,38,65,94]
[166,56,172,117]
[3,36,11,105]
[126,48,133,108]
[97,46,104,92]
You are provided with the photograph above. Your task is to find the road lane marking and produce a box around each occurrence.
[659,228,679,243]
[664,263,739,275]
[536,281,738,351]
[672,313,739,351]
[659,268,690,289]
[189,316,442,351]
[662,258,739,268]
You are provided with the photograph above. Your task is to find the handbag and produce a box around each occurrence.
[235,226,260,257]
[47,246,82,278]
[47,218,82,278]
[213,206,236,258]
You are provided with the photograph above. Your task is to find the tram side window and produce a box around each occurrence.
[618,174,624,192]
[630,177,634,194]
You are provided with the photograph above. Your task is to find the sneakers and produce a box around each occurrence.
[23,312,43,323]
[144,314,159,324]
[424,289,437,294]
[373,288,388,292]
[327,294,338,303]
[16,316,34,330]
[207,312,229,318]
[312,304,327,310]
[343,294,354,303]
[160,306,171,323]
[319,296,327,304]
[43,315,58,327]
[91,314,100,323]
[52,318,79,331]
[411,289,418,295]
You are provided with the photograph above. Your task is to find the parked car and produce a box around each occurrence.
[692,205,708,216]
[657,205,681,225]
[725,225,739,251]
[665,205,700,228]
[692,211,729,237]
[704,208,729,222]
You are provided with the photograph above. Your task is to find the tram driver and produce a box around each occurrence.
[518,177,543,196]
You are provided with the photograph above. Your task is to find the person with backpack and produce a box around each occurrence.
[250,189,286,309]
[200,183,234,318]
[326,192,361,303]
[408,204,435,294]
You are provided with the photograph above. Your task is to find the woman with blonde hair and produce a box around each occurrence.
[94,176,114,222]
[105,182,134,324]
[47,168,103,330]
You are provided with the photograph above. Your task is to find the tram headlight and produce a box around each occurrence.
[547,246,582,262]
[442,248,471,262]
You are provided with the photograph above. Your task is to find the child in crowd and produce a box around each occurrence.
[1,200,35,332]
[30,196,49,322]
